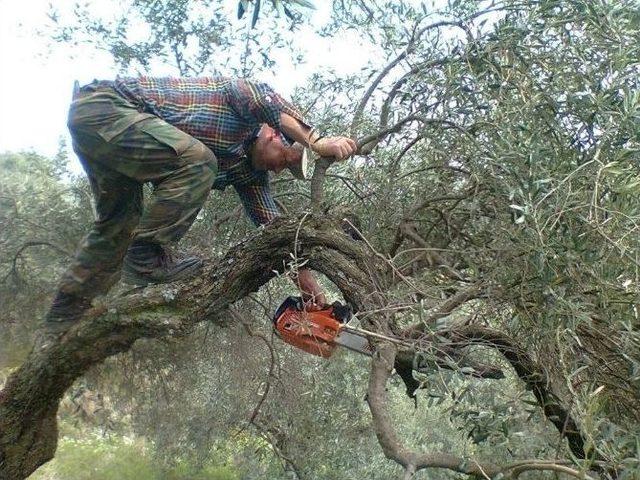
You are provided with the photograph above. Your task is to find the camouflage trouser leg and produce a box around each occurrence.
[51,83,217,313]
[54,152,144,300]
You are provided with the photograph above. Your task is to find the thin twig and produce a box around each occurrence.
[230,310,278,435]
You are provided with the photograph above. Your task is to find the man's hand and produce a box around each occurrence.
[311,136,357,160]
[279,113,357,161]
[295,268,327,309]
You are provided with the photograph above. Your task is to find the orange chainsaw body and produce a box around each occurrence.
[273,297,345,358]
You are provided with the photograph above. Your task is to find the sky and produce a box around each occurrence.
[0,0,117,158]
[0,0,376,168]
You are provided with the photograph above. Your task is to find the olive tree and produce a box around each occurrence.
[1,0,639,479]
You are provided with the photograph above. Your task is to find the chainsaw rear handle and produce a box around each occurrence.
[272,296,352,325]
[272,296,304,324]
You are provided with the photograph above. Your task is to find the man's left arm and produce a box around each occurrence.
[234,183,326,306]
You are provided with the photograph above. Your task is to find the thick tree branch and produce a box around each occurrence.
[366,343,501,478]
[0,215,591,479]
[0,216,378,480]
[440,325,588,460]
[367,343,594,480]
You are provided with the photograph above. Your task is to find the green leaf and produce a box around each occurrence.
[283,4,295,20]
[251,0,261,28]
[274,0,285,17]
[237,0,247,19]
[292,0,316,10]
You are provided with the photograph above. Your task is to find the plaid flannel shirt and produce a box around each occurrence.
[114,76,307,226]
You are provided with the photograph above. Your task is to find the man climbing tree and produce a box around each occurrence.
[44,76,357,334]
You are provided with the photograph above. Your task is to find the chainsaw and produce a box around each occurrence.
[272,296,384,358]
[272,297,504,400]
[273,297,429,399]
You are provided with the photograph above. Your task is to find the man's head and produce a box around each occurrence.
[250,124,307,179]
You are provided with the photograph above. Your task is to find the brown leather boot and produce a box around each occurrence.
[43,291,92,334]
[121,240,202,286]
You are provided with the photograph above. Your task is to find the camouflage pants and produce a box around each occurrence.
[55,81,217,300]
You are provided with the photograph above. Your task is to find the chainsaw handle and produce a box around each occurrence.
[330,301,352,323]
[272,297,352,324]
[272,296,304,324]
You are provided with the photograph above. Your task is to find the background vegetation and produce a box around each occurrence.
[1,0,639,478]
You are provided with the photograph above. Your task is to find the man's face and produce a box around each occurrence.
[251,124,289,174]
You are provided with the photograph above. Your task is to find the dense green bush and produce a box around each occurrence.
[30,435,240,480]
[31,436,159,480]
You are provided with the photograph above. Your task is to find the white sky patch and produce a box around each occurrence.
[0,0,117,158]
[0,0,376,168]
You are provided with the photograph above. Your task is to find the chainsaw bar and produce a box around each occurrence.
[334,327,373,356]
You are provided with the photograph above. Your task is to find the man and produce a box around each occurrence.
[45,76,357,333]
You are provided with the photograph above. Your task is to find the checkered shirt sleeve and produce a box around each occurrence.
[234,183,281,227]
[227,79,306,130]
